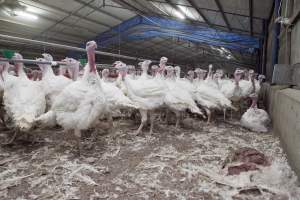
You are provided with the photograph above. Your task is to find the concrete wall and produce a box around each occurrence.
[264,0,300,177]
[267,86,300,176]
[291,21,300,64]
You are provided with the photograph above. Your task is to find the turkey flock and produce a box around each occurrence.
[0,41,270,154]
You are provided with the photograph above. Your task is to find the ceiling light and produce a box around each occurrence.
[178,5,195,20]
[25,5,41,14]
[15,11,38,20]
[173,9,185,20]
[150,1,185,20]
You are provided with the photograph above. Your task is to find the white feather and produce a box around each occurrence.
[241,107,270,132]
[3,66,46,130]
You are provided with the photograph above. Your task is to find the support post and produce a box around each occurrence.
[271,0,281,69]
[262,19,268,75]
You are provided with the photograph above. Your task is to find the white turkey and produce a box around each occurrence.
[219,69,243,101]
[218,69,244,119]
[177,68,217,123]
[127,65,137,79]
[101,68,138,122]
[64,57,80,81]
[36,54,73,109]
[36,41,107,154]
[31,70,42,81]
[193,67,236,123]
[204,64,219,89]
[164,66,203,128]
[114,58,167,135]
[0,62,4,93]
[59,59,73,78]
[2,53,46,143]
[159,57,168,72]
[239,69,256,98]
[101,68,138,111]
[186,70,195,82]
[240,93,270,132]
[150,65,159,77]
[0,62,7,127]
[254,74,266,95]
[115,63,133,96]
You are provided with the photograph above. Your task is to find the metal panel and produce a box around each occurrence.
[37,0,81,12]
[87,12,121,26]
[272,63,300,87]
[253,18,263,34]
[292,63,300,87]
[214,0,232,31]
[225,13,250,32]
[188,0,218,11]
[220,0,249,16]
[19,0,67,20]
[271,64,293,85]
[200,10,227,27]
[253,0,273,19]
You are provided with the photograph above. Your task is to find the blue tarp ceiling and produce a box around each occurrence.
[93,16,260,54]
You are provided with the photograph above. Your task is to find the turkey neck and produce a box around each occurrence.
[166,72,175,80]
[87,48,96,73]
[42,65,55,79]
[119,71,127,81]
[207,66,213,80]
[187,76,193,82]
[1,62,10,79]
[175,71,180,80]
[213,74,219,85]
[250,97,258,108]
[247,73,252,81]
[196,73,204,81]
[141,66,148,77]
[0,63,6,81]
[15,63,27,78]
[102,75,108,82]
[70,65,79,81]
[251,78,256,93]
[258,78,263,87]
[158,63,165,74]
[234,75,240,86]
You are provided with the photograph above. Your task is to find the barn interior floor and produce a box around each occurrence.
[0,117,299,200]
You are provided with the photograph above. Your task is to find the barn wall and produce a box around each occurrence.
[265,0,300,177]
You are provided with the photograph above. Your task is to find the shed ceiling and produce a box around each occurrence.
[0,0,273,69]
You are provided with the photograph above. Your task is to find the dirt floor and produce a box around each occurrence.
[0,117,299,200]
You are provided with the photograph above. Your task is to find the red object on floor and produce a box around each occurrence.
[226,147,271,175]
